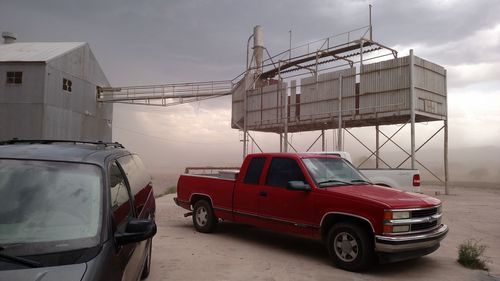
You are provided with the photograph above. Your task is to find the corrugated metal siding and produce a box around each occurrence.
[230,55,446,132]
[299,68,356,121]
[290,80,297,122]
[413,57,447,116]
[260,83,286,126]
[0,104,43,139]
[359,56,411,115]
[246,89,261,126]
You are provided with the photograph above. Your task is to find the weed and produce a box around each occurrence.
[458,239,488,270]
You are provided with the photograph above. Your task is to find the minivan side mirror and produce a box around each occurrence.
[115,218,157,245]
[286,181,311,191]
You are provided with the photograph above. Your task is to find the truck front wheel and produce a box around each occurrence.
[192,200,218,233]
[326,222,373,271]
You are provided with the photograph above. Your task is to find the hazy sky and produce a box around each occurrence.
[1,0,499,174]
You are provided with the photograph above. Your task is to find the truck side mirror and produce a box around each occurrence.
[115,218,157,245]
[286,181,311,191]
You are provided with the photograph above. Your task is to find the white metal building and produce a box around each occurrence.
[0,33,112,142]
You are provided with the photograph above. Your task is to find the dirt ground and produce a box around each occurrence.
[146,185,500,281]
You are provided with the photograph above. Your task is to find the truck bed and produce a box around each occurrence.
[176,174,236,220]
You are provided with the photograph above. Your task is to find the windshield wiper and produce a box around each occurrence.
[0,247,42,268]
[350,179,372,184]
[317,179,352,186]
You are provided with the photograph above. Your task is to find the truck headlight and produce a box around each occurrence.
[393,225,410,232]
[383,224,410,233]
[384,211,410,220]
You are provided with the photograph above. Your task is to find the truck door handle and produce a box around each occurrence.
[259,191,267,197]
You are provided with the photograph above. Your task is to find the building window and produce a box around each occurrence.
[6,71,22,84]
[63,78,72,92]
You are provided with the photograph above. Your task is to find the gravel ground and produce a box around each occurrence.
[146,185,500,281]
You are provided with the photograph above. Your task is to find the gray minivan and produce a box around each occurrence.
[0,140,156,281]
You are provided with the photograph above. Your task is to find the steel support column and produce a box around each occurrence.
[338,75,343,151]
[375,125,380,168]
[444,69,449,195]
[321,130,325,151]
[409,49,416,169]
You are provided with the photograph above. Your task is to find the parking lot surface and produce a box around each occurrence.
[146,185,500,281]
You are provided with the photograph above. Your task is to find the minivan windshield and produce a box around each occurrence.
[0,160,102,255]
[302,157,371,187]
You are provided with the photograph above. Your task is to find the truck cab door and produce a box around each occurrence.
[258,157,317,236]
[233,156,266,225]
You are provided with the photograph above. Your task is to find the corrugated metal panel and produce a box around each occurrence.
[359,56,411,115]
[231,73,252,128]
[247,89,261,126]
[0,104,43,139]
[290,80,297,122]
[0,42,85,62]
[260,82,286,126]
[413,57,447,116]
[299,68,356,120]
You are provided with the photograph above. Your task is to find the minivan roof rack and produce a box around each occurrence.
[0,139,125,148]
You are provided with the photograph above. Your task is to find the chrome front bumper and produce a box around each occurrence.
[375,224,449,253]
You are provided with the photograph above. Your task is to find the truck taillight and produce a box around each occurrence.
[413,174,420,186]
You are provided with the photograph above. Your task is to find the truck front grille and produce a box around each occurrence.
[411,221,438,231]
[412,208,437,218]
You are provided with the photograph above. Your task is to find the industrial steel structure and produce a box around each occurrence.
[231,22,449,194]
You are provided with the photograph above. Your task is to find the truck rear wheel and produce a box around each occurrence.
[192,200,218,233]
[326,222,373,271]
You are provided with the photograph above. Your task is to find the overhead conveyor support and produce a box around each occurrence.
[97,80,234,106]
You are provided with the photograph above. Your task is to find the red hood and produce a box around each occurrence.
[324,184,441,209]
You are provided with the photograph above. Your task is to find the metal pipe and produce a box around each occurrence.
[246,34,255,70]
[338,75,343,150]
[409,49,416,169]
[279,133,283,152]
[321,130,325,151]
[254,25,264,74]
[369,4,373,40]
[375,125,379,168]
[280,62,288,153]
[444,69,449,195]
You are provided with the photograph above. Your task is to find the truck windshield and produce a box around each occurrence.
[302,157,371,187]
[0,159,102,256]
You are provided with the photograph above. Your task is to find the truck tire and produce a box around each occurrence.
[326,222,374,271]
[193,200,218,233]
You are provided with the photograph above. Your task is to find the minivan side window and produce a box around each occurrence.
[244,157,266,184]
[117,155,150,197]
[109,161,133,230]
[266,157,306,188]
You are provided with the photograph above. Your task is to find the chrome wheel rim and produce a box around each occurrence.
[333,232,359,262]
[195,206,208,226]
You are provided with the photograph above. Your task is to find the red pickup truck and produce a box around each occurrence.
[174,153,448,271]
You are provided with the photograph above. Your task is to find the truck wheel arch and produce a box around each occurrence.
[190,193,214,209]
[320,213,375,242]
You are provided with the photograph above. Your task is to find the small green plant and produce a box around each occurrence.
[458,239,488,270]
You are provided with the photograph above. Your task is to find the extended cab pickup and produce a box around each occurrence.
[174,153,448,271]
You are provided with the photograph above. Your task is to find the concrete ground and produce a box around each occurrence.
[146,185,500,281]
